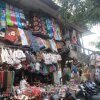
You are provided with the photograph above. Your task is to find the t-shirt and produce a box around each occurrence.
[20,79,27,91]
[72,65,77,74]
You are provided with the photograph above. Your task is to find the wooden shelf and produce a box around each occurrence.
[32,32,53,39]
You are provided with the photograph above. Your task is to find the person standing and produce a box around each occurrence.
[63,65,71,84]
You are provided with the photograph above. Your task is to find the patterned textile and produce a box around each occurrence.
[27,30,40,52]
[5,27,19,43]
[15,8,22,28]
[32,14,42,33]
[10,5,18,28]
[45,18,53,38]
[19,9,27,29]
[41,17,47,35]
[2,71,15,97]
[6,4,13,26]
[0,2,6,30]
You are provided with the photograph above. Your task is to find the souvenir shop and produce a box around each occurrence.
[0,0,87,99]
[0,1,69,99]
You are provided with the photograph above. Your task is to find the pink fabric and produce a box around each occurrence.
[32,87,41,96]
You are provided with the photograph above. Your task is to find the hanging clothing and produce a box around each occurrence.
[72,65,78,74]
[71,30,77,44]
[45,18,53,38]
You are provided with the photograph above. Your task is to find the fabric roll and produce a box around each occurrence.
[7,71,11,87]
[0,71,4,93]
[10,71,15,93]
[0,71,4,88]
[3,71,8,91]
[1,71,4,86]
[0,71,3,93]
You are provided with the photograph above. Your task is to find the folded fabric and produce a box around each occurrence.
[19,9,27,29]
[18,28,29,46]
[15,8,22,28]
[6,4,13,26]
[35,36,45,49]
[24,30,31,46]
[49,39,58,52]
[5,27,19,43]
[10,5,18,27]
[0,2,6,30]
[27,30,40,52]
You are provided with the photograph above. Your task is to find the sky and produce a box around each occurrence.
[82,25,100,51]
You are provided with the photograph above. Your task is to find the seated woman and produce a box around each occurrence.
[14,76,33,99]
[19,76,30,92]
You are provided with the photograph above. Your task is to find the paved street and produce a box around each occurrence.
[91,93,100,100]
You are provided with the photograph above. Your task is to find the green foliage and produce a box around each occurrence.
[54,0,100,28]
[90,37,100,50]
